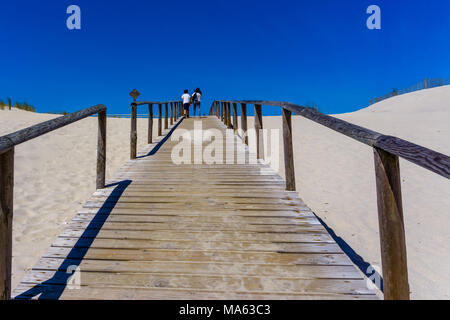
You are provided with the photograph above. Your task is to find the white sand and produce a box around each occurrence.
[2,85,449,299]
[244,85,450,299]
[0,108,155,290]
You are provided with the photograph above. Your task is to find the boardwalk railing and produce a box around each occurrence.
[0,104,107,300]
[210,99,450,300]
[369,77,450,105]
[129,100,183,159]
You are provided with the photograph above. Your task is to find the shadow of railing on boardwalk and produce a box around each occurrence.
[14,180,132,300]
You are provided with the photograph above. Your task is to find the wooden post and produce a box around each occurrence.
[216,101,220,118]
[373,147,410,300]
[158,104,162,136]
[240,103,248,145]
[0,147,14,300]
[130,103,137,160]
[96,110,106,189]
[148,104,153,144]
[221,102,224,122]
[227,103,232,129]
[170,102,174,125]
[254,104,264,160]
[282,108,295,191]
[232,103,238,133]
[164,103,168,130]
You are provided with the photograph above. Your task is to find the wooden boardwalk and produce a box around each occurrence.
[13,116,378,300]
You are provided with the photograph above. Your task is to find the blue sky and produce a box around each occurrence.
[1,0,450,115]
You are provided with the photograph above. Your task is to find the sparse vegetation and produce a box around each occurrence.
[15,101,36,112]
[0,97,36,112]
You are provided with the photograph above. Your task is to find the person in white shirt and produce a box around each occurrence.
[191,88,202,117]
[181,89,191,118]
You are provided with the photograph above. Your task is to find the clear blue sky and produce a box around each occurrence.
[1,0,450,115]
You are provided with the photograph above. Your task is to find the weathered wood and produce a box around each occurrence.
[164,103,168,130]
[96,110,106,189]
[240,103,248,145]
[13,116,378,300]
[254,104,264,159]
[148,104,153,144]
[220,102,224,122]
[227,103,232,129]
[282,108,295,191]
[0,148,14,300]
[170,102,174,125]
[216,100,450,179]
[374,135,450,179]
[158,104,162,136]
[130,103,137,160]
[0,105,106,154]
[373,147,410,300]
[232,103,238,133]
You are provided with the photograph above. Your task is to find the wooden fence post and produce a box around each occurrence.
[232,103,238,133]
[0,148,14,300]
[158,104,162,136]
[221,102,224,122]
[130,103,137,159]
[282,108,295,191]
[96,110,106,189]
[148,104,153,144]
[227,103,232,129]
[216,101,220,118]
[254,104,264,160]
[164,103,168,130]
[170,102,174,125]
[240,103,248,145]
[373,147,410,300]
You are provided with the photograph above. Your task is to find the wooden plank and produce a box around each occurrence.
[52,237,343,253]
[20,270,372,295]
[13,283,378,300]
[42,247,351,266]
[32,258,362,278]
[59,229,333,243]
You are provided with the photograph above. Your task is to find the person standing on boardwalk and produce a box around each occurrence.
[191,88,202,117]
[181,89,191,118]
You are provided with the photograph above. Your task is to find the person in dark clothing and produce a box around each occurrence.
[191,88,202,117]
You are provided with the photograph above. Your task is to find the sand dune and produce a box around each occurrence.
[1,85,449,299]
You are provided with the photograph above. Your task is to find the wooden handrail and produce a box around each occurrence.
[211,99,450,300]
[0,104,107,300]
[130,99,183,160]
